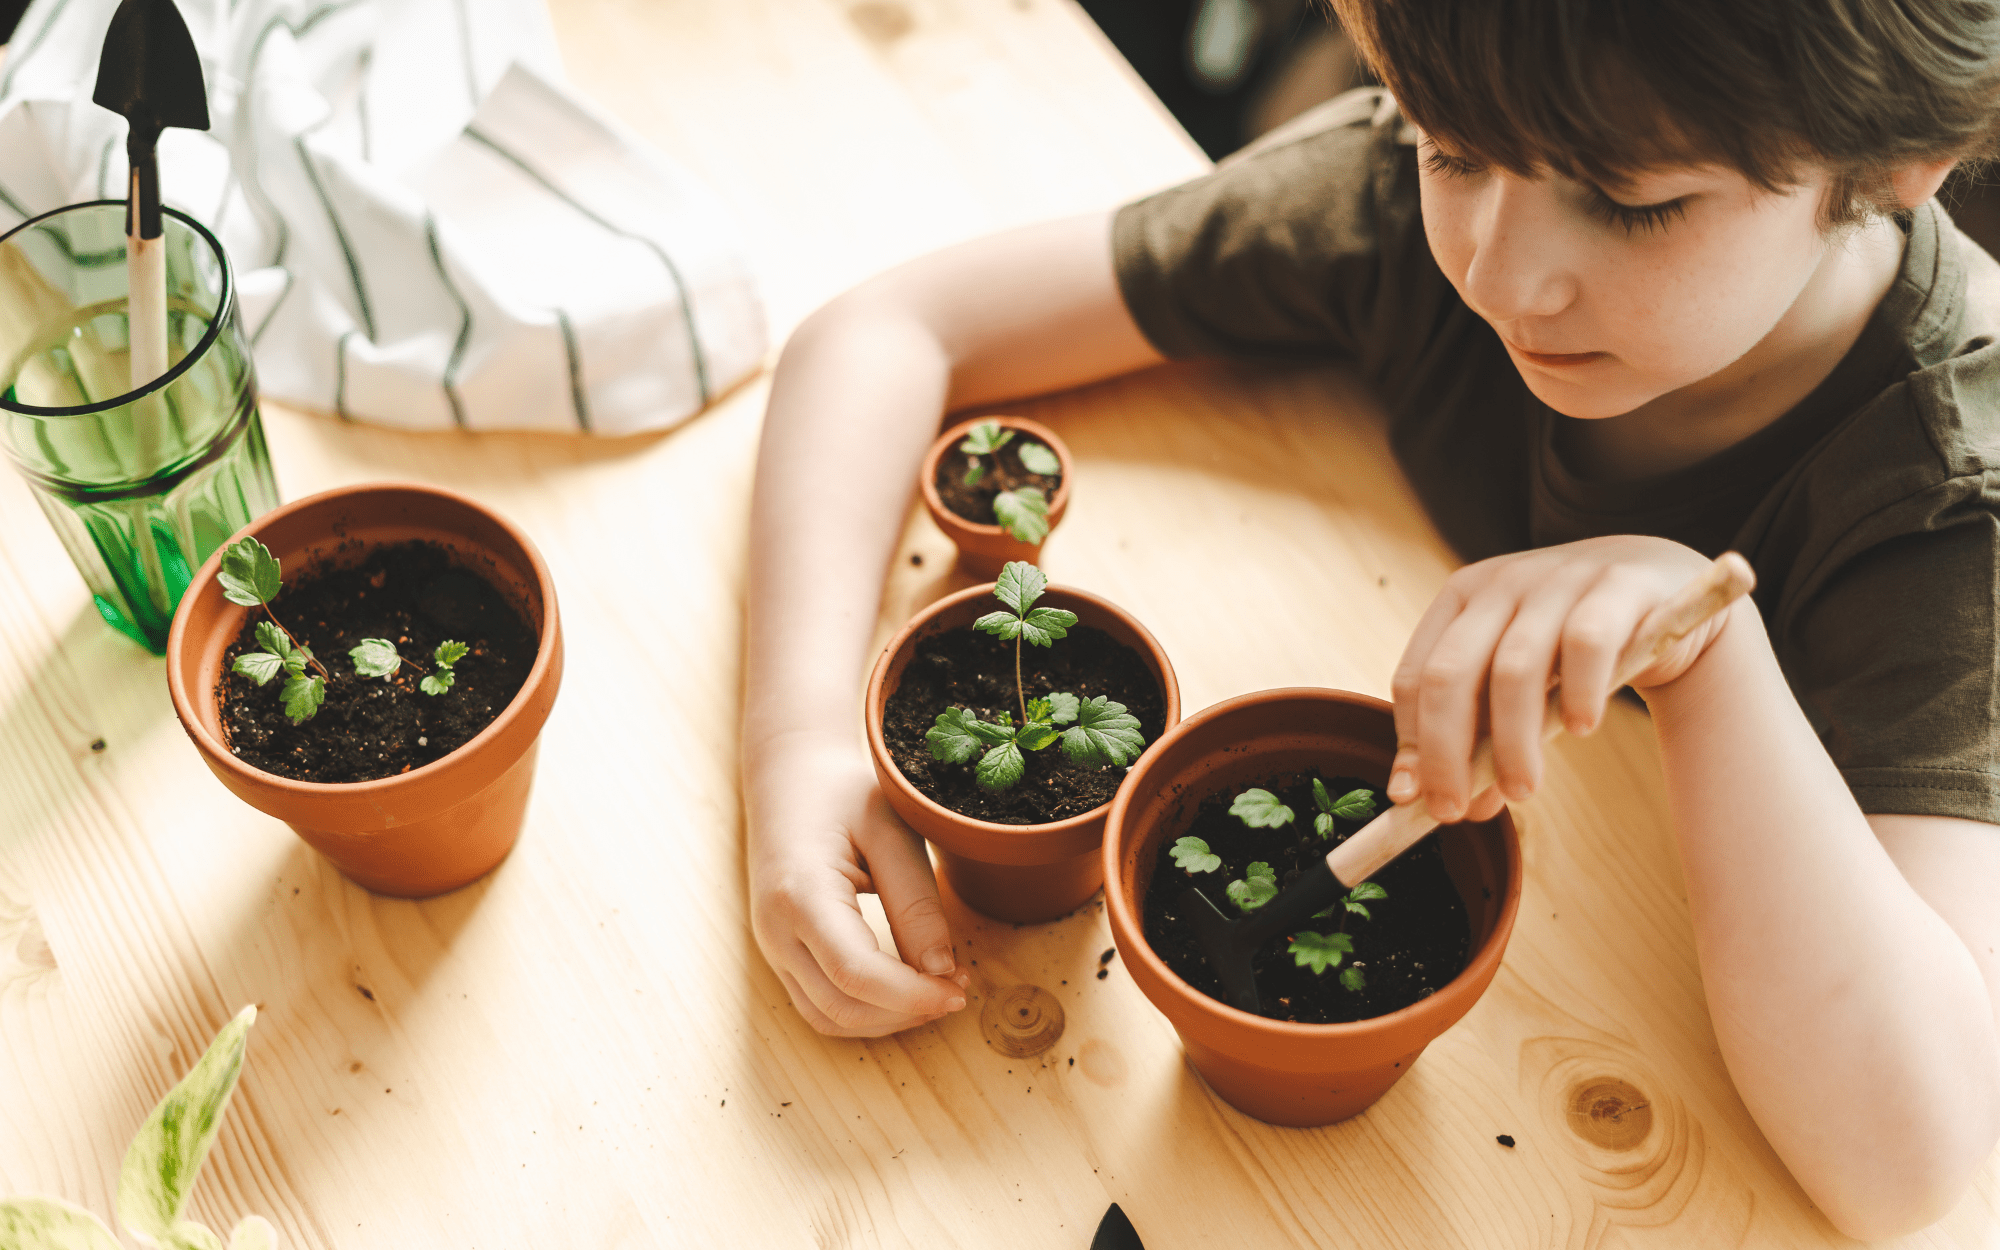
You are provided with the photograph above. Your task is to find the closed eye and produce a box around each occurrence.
[1584,186,1690,234]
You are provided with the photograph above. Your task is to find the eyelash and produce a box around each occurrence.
[1419,147,1691,235]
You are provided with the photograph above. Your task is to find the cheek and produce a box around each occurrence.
[1419,178,1475,289]
[1587,204,1823,385]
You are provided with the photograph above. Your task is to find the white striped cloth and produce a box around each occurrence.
[0,0,767,434]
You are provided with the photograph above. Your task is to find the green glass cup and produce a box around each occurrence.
[0,201,280,654]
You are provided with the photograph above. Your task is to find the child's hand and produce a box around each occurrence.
[746,732,970,1037]
[1387,535,1733,823]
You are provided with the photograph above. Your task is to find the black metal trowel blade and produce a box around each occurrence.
[93,0,209,142]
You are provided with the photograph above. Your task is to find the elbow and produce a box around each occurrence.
[1798,1104,2000,1240]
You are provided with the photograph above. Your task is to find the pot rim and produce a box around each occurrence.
[1103,686,1524,1042]
[918,415,1072,539]
[164,480,561,798]
[865,579,1179,838]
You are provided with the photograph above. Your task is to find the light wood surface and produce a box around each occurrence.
[2,2,1996,1247]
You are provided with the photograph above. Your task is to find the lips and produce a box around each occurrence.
[1505,340,1606,368]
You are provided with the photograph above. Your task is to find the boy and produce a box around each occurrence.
[742,0,2000,1234]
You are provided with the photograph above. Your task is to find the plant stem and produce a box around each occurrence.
[1015,634,1027,724]
[262,604,331,681]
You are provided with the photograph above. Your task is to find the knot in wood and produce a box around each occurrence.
[1565,1078,1652,1152]
[980,984,1065,1057]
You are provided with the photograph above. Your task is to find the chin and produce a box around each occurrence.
[1516,370,1660,421]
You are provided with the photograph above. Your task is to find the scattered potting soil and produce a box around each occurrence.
[219,540,537,783]
[1141,772,1472,1024]
[933,436,1061,526]
[882,624,1164,824]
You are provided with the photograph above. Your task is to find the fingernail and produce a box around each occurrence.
[954,972,971,989]
[922,948,955,977]
[1430,799,1463,824]
[945,996,967,1012]
[1388,769,1416,802]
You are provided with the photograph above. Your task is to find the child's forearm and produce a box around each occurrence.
[744,305,952,759]
[1643,606,2000,1237]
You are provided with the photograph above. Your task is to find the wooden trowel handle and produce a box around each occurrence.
[1326,551,1757,887]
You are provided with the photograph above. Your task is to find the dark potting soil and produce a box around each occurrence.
[219,540,537,784]
[933,436,1061,526]
[883,625,1164,824]
[1141,773,1472,1024]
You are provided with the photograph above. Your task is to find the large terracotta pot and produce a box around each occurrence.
[866,581,1178,923]
[1103,688,1521,1127]
[166,482,563,898]
[919,416,1072,579]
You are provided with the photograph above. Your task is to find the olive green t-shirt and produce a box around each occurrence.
[1113,88,2000,824]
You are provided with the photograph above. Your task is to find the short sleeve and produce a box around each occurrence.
[1111,88,1460,387]
[1780,493,2000,823]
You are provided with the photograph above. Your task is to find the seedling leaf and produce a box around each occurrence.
[420,672,453,696]
[0,1197,123,1250]
[228,1216,278,1250]
[1349,881,1388,901]
[1314,812,1335,838]
[1345,901,1372,921]
[1046,692,1080,725]
[959,420,1014,457]
[1170,836,1221,874]
[116,1006,257,1241]
[1287,931,1354,974]
[1017,605,1077,647]
[1339,966,1366,992]
[1230,788,1294,828]
[974,610,1021,640]
[1017,441,1060,475]
[350,638,401,678]
[1016,722,1061,752]
[993,562,1047,615]
[1332,788,1377,820]
[976,741,1024,791]
[1060,696,1144,767]
[993,487,1049,544]
[926,708,987,763]
[233,651,284,686]
[217,538,281,607]
[435,640,469,666]
[1226,863,1278,912]
[281,675,324,723]
[253,620,290,659]
[1026,697,1051,722]
[962,457,985,488]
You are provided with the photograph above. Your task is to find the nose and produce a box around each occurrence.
[1459,174,1579,324]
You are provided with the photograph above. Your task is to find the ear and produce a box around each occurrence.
[1889,158,1958,210]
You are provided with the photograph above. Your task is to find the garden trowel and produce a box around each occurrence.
[1184,551,1757,1014]
[93,0,209,391]
[1089,1203,1145,1250]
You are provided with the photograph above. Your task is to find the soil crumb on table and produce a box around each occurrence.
[220,540,536,783]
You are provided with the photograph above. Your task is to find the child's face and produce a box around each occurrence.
[1416,135,1837,420]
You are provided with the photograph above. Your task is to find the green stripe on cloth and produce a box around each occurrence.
[424,212,472,428]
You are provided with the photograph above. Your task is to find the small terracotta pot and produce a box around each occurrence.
[1103,688,1522,1127]
[920,416,1072,579]
[166,482,564,898]
[866,581,1179,923]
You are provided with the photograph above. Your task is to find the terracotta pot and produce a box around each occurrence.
[920,416,1072,578]
[866,581,1179,923]
[1103,688,1522,1127]
[166,482,564,898]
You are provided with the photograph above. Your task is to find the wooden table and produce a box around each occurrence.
[3,2,1995,1246]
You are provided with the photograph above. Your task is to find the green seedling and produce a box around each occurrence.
[1171,836,1221,874]
[924,562,1146,793]
[1312,777,1377,837]
[221,537,331,725]
[1229,787,1293,828]
[1226,860,1278,912]
[1291,880,1390,992]
[351,637,468,696]
[0,1006,277,1250]
[956,419,1060,543]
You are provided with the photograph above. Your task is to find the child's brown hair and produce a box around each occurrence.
[1330,0,2000,223]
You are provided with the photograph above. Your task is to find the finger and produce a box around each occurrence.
[1388,744,1421,805]
[795,892,967,1021]
[1485,567,1594,799]
[1392,572,1479,758]
[1414,588,1522,823]
[1464,783,1506,824]
[855,796,958,978]
[777,962,935,1038]
[1558,566,1645,735]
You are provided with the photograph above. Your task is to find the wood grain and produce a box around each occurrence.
[2,2,1996,1247]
